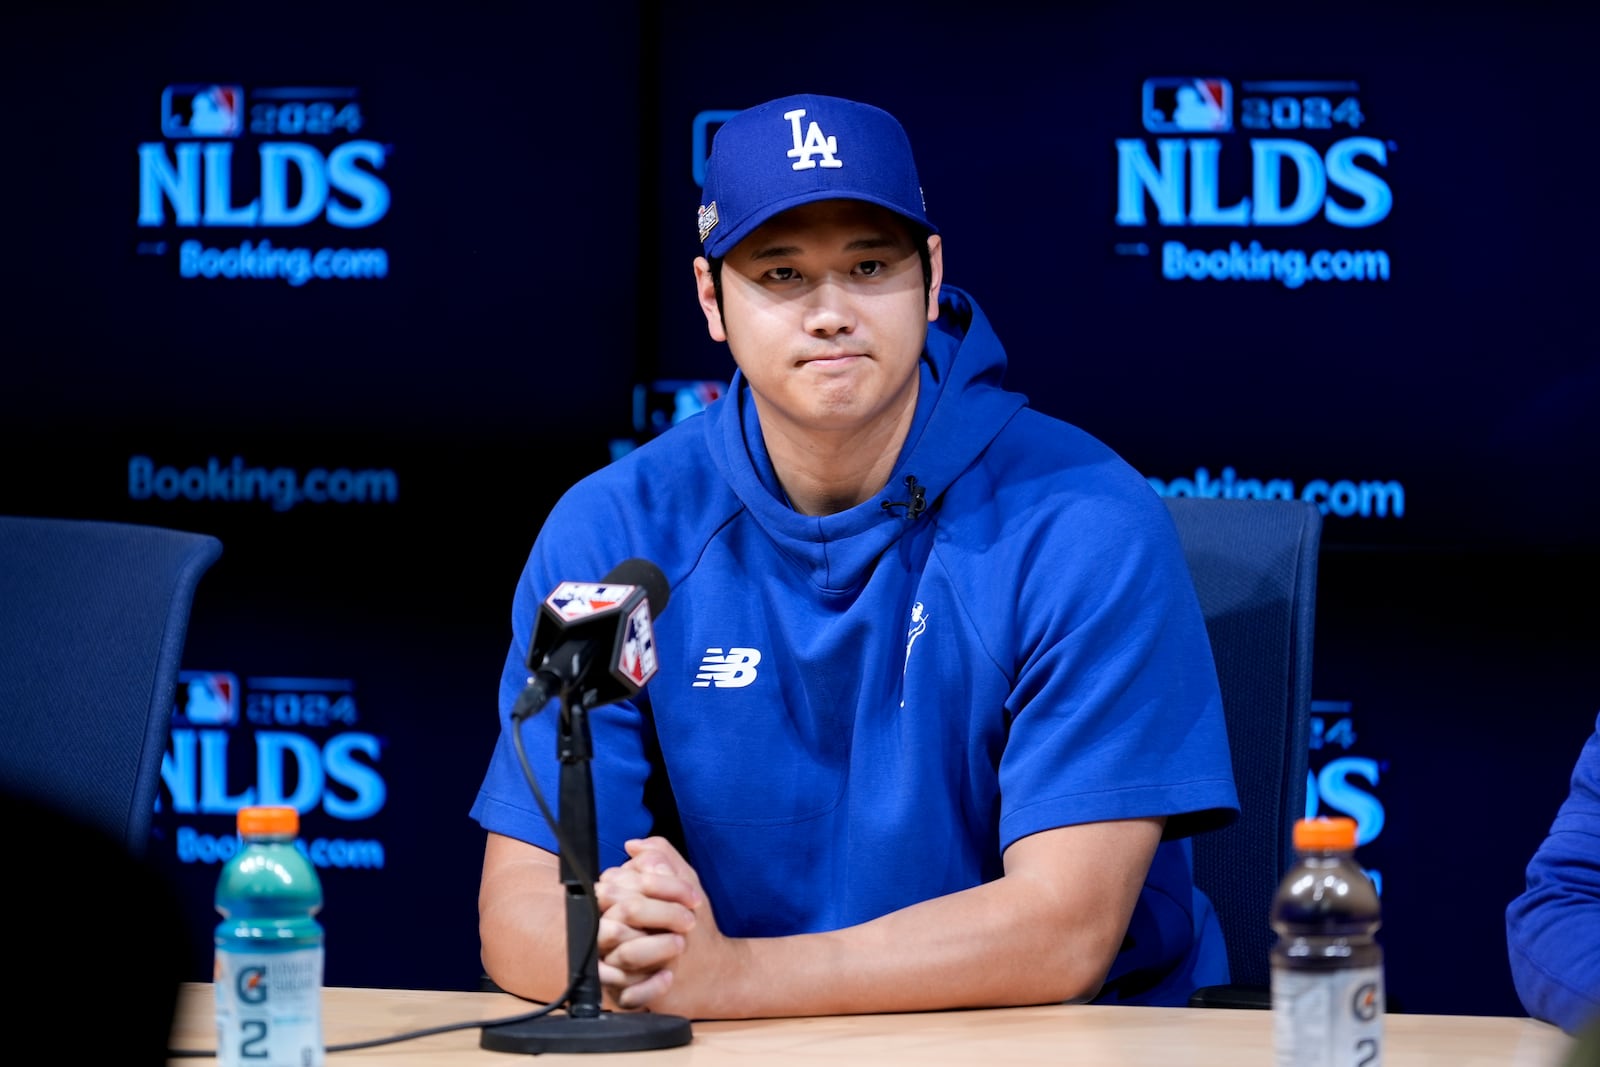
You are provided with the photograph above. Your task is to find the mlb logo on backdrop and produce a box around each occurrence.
[161,84,245,138]
[1142,78,1232,133]
[175,670,240,726]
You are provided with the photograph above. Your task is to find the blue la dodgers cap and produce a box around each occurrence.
[697,93,938,259]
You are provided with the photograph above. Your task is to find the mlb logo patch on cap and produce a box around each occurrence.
[697,200,720,244]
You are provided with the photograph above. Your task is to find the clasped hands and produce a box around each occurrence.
[595,836,736,1016]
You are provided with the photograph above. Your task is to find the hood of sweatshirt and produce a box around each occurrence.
[703,284,1028,592]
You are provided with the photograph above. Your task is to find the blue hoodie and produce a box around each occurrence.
[472,285,1240,1005]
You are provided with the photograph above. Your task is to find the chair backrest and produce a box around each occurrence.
[1164,496,1321,991]
[0,515,222,856]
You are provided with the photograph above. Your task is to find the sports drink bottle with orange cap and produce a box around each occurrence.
[214,804,325,1067]
[1270,815,1384,1067]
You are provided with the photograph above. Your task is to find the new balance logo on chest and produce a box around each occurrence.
[694,647,762,688]
[785,108,842,171]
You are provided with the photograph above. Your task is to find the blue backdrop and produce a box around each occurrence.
[3,0,1596,1018]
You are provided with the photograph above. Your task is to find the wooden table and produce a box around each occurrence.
[167,983,1575,1065]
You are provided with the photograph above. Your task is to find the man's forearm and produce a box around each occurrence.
[720,881,1112,1017]
[659,820,1160,1020]
[479,834,592,1003]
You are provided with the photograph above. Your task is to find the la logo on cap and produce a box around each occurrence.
[785,109,842,171]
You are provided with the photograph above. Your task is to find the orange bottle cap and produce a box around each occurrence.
[238,805,299,837]
[1294,816,1358,851]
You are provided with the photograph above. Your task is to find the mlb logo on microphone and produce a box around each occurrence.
[1142,77,1232,133]
[618,603,658,687]
[161,84,245,138]
[548,581,633,622]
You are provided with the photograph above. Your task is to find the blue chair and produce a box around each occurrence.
[0,514,222,857]
[1163,497,1322,1006]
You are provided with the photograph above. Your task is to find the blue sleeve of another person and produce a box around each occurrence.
[1506,708,1600,1035]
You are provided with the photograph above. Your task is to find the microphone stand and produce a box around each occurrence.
[480,688,693,1054]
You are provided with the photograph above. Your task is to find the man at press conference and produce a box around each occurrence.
[469,92,1240,1019]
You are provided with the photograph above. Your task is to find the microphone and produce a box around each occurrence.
[512,558,670,720]
[482,558,693,1055]
[880,474,927,519]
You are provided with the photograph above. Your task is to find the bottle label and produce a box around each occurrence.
[215,946,325,1067]
[1272,964,1384,1067]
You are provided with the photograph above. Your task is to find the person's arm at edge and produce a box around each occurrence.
[1506,714,1600,1035]
[596,816,1164,1020]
